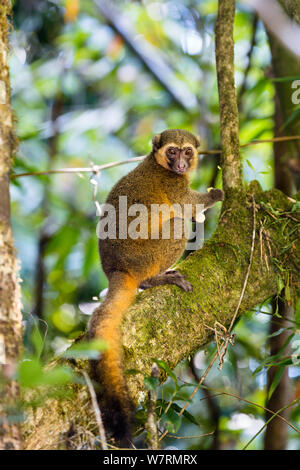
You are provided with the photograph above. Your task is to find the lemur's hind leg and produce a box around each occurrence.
[139,270,193,292]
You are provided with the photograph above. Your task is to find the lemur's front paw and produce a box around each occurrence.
[209,188,224,201]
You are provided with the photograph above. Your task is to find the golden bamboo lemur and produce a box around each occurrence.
[88,129,224,445]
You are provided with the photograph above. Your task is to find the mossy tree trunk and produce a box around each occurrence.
[0,1,23,450]
[215,0,242,191]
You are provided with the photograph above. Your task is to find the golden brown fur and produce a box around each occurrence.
[88,129,224,445]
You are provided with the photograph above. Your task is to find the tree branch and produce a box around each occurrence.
[215,0,243,191]
[22,185,300,449]
[11,136,300,181]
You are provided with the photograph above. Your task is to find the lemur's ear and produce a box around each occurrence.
[195,135,201,149]
[152,134,161,152]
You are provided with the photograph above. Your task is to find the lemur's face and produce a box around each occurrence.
[164,144,195,175]
[154,142,198,175]
[152,129,200,175]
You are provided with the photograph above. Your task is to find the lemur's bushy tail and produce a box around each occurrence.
[88,271,138,446]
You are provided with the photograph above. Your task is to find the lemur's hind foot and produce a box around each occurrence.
[139,270,193,292]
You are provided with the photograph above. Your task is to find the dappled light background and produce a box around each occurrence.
[9,0,300,449]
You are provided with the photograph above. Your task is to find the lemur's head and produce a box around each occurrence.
[152,129,200,175]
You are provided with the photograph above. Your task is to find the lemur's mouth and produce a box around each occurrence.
[173,167,187,174]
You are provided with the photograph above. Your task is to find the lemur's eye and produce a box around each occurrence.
[185,148,193,156]
[167,147,176,157]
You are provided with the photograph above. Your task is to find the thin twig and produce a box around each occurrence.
[82,371,108,450]
[167,431,215,440]
[10,156,146,179]
[212,389,299,435]
[241,136,300,146]
[243,397,300,450]
[146,363,160,450]
[10,136,300,180]
[177,378,300,435]
[159,348,219,442]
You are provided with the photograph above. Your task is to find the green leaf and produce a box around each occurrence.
[246,159,255,171]
[18,360,74,388]
[285,283,291,302]
[268,327,287,339]
[18,359,43,387]
[252,333,295,375]
[171,403,199,426]
[270,358,294,367]
[173,394,192,403]
[135,408,148,425]
[280,107,300,131]
[40,366,73,386]
[271,76,300,82]
[161,408,182,434]
[31,322,46,360]
[291,201,300,213]
[151,358,177,383]
[277,276,285,293]
[144,376,159,391]
[83,237,97,277]
[268,366,285,400]
[63,339,107,359]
